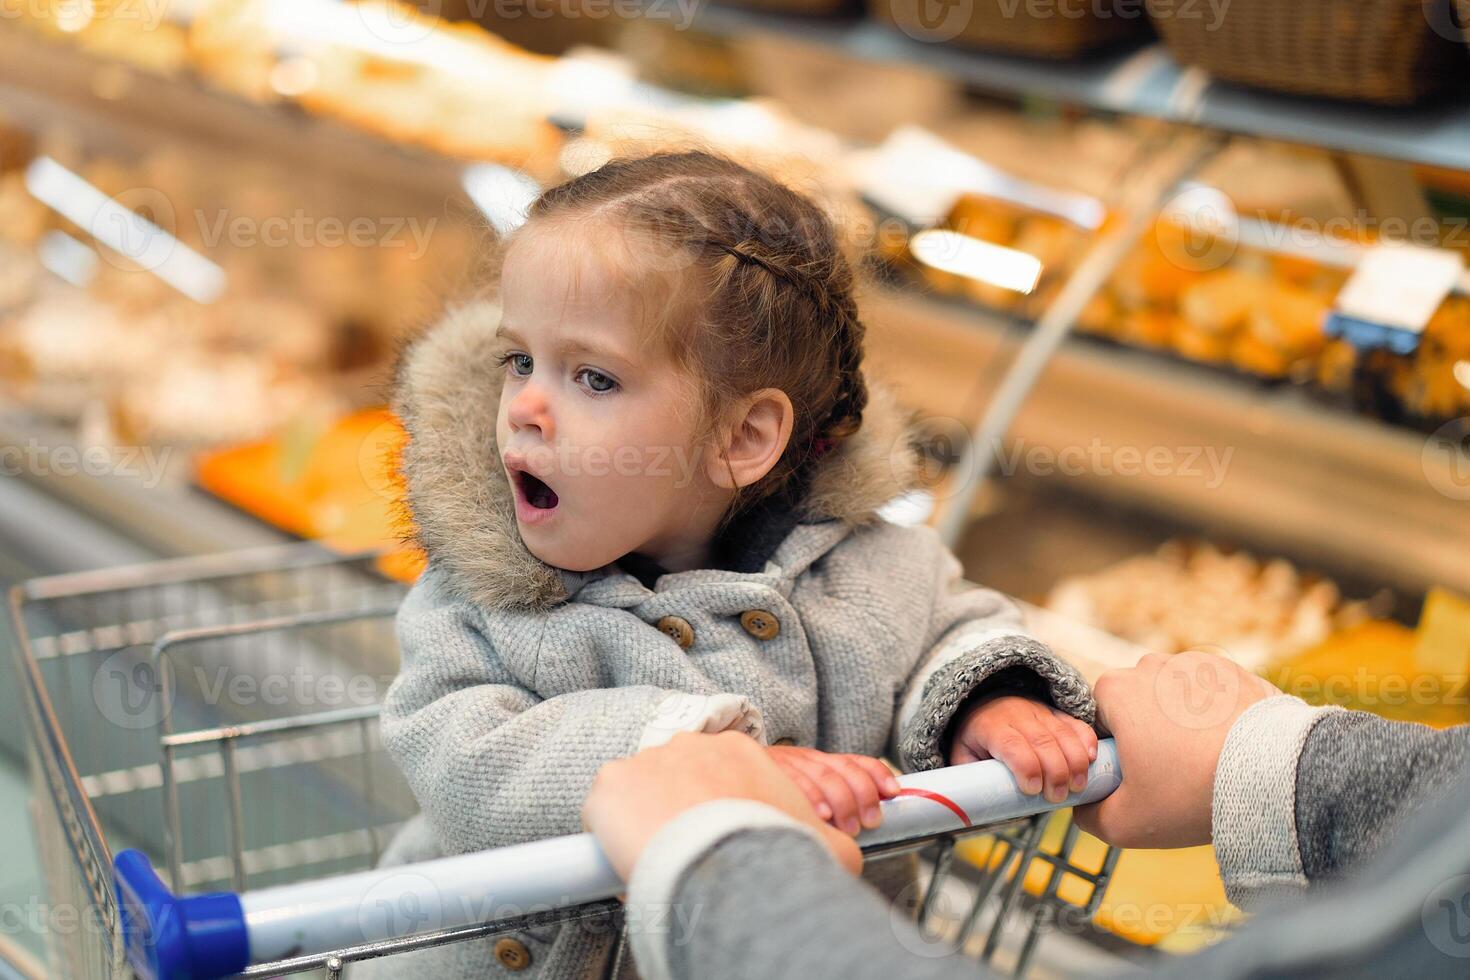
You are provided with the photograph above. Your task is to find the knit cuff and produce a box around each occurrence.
[896,634,1095,772]
[1212,694,1342,911]
[626,800,819,980]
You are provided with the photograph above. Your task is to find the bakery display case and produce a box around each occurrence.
[1,0,1469,968]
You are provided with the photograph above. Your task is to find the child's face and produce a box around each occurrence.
[494,223,732,573]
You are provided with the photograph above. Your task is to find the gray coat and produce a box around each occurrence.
[356,304,1095,980]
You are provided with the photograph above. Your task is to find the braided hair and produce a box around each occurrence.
[521,149,871,505]
[707,238,869,449]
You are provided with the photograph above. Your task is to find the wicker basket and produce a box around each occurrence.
[1146,0,1469,105]
[870,0,1151,58]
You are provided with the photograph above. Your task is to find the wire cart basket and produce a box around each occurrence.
[8,543,1122,980]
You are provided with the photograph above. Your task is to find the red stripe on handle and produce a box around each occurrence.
[896,788,971,826]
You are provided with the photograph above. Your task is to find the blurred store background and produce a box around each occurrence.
[1,0,1469,975]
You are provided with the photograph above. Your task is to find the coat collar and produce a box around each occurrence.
[395,301,924,612]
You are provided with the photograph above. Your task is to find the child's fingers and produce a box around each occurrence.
[1050,724,1094,794]
[827,756,885,829]
[1066,714,1100,760]
[786,756,862,835]
[989,729,1044,797]
[777,763,834,822]
[1016,723,1072,804]
[848,755,901,798]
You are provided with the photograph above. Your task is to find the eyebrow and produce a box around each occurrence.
[494,323,635,369]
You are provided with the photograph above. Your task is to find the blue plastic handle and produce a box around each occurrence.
[114,849,249,980]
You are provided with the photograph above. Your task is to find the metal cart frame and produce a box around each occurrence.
[10,543,1119,979]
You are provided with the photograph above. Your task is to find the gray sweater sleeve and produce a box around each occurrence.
[1294,709,1470,884]
[383,573,763,853]
[1212,695,1470,910]
[624,801,988,980]
[670,832,982,980]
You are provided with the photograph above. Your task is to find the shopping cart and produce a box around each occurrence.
[9,543,1123,980]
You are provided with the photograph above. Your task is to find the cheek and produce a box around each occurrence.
[571,447,684,501]
[601,416,702,489]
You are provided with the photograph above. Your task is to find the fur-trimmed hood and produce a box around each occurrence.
[394,302,924,612]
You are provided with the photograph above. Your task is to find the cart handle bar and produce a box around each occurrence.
[115,740,1120,980]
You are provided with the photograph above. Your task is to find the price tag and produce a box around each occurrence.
[855,125,1104,230]
[1334,243,1463,334]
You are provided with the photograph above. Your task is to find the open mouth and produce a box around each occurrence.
[515,470,560,510]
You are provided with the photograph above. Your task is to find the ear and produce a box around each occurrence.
[705,388,795,490]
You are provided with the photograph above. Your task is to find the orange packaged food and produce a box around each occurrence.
[1247,283,1330,359]
[195,408,425,584]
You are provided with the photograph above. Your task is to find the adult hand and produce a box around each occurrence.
[582,731,863,881]
[1073,650,1279,848]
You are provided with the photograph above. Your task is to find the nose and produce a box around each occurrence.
[506,382,555,441]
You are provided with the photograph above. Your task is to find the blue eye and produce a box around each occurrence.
[503,353,533,376]
[578,369,618,393]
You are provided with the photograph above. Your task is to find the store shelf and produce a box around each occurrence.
[0,24,467,207]
[0,415,295,562]
[864,286,1470,601]
[690,7,1470,171]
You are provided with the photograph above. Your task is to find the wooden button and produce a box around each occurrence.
[740,609,780,640]
[494,937,531,972]
[656,615,695,649]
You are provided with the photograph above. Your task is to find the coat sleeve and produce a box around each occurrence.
[884,526,1095,772]
[1212,694,1470,910]
[626,801,989,980]
[382,569,766,853]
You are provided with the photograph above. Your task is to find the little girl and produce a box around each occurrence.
[365,150,1096,980]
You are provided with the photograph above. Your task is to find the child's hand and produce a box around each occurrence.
[766,745,900,836]
[949,695,1098,803]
